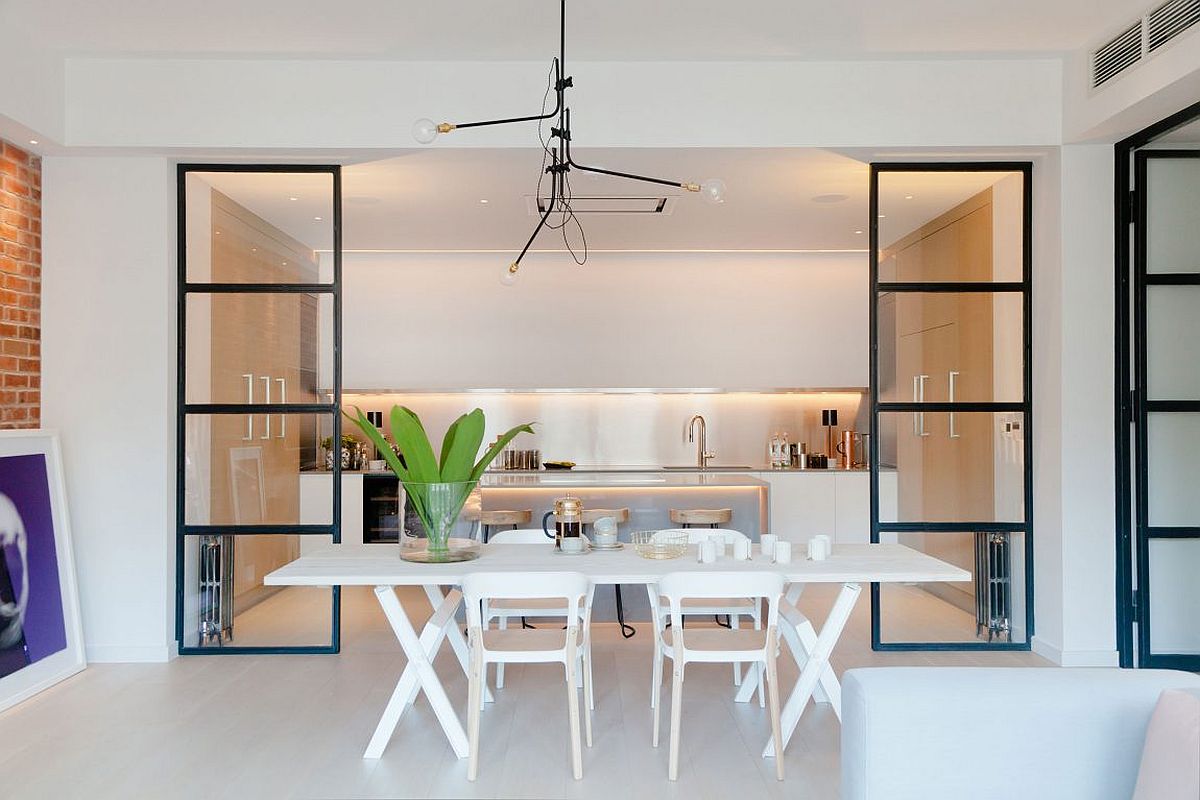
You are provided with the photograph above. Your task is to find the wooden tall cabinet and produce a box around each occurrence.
[205,191,321,608]
[880,189,998,609]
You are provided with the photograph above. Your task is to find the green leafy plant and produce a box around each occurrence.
[346,406,534,559]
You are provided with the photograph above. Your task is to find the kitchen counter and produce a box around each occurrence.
[480,471,767,488]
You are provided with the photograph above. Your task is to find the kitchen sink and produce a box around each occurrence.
[660,465,755,471]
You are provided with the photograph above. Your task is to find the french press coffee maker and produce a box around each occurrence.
[542,495,584,551]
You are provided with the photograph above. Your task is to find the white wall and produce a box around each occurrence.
[62,58,1061,149]
[342,251,867,389]
[1031,145,1119,666]
[41,156,177,662]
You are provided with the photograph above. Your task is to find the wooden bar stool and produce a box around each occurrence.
[582,507,635,639]
[480,509,533,543]
[669,508,733,529]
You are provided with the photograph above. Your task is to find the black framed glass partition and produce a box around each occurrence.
[870,163,1033,650]
[176,165,342,654]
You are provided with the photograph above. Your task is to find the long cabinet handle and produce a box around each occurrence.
[948,371,961,439]
[260,376,272,440]
[913,374,930,437]
[242,374,254,440]
[276,377,286,439]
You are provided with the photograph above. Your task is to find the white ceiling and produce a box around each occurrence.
[200,148,1017,253]
[2,0,1147,60]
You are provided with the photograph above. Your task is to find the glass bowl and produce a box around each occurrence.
[632,530,689,560]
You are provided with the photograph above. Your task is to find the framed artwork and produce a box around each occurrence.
[0,430,85,713]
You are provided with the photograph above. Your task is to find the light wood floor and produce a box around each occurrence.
[0,585,1048,799]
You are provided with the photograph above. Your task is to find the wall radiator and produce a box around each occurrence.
[975,531,1012,642]
[198,534,235,645]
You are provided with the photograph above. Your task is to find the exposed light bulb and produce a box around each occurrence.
[700,178,727,205]
[500,263,520,286]
[412,118,439,145]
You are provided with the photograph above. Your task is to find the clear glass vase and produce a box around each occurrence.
[399,480,480,563]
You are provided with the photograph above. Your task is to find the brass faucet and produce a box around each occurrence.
[687,414,716,469]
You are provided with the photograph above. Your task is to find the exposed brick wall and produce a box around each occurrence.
[0,140,40,428]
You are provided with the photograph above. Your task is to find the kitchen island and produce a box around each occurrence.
[479,470,768,536]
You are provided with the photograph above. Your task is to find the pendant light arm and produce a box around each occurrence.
[511,165,561,269]
[439,59,564,133]
[562,111,699,191]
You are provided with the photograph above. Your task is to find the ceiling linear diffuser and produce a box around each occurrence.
[1092,0,1200,88]
[410,0,725,285]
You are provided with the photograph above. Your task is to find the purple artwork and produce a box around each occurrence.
[0,453,67,679]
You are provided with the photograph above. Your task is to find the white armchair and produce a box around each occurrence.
[840,667,1200,800]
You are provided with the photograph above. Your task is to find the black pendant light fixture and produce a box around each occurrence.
[412,0,725,285]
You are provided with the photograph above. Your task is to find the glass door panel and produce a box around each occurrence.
[184,292,332,405]
[1146,285,1200,399]
[184,171,334,284]
[1146,538,1200,656]
[877,291,1024,404]
[1145,157,1200,274]
[181,533,335,650]
[878,531,1027,645]
[1133,151,1200,669]
[1146,412,1200,527]
[871,163,1031,650]
[177,165,341,655]
[878,411,1025,524]
[877,169,1025,282]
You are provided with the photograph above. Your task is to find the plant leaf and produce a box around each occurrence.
[390,405,440,483]
[470,422,536,481]
[440,409,485,483]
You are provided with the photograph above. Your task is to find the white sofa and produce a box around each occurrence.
[841,667,1200,800]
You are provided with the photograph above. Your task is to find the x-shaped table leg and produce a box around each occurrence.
[734,584,838,708]
[364,585,470,759]
[762,581,861,759]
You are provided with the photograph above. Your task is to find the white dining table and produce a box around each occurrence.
[264,542,968,762]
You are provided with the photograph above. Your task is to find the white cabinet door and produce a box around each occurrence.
[834,472,870,544]
[759,472,837,543]
[299,473,364,550]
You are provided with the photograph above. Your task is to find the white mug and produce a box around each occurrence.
[561,536,585,554]
[760,534,778,560]
[594,530,618,547]
[807,535,831,561]
[698,539,717,564]
[732,538,751,561]
[773,541,793,565]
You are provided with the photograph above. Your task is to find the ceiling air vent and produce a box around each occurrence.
[1092,1,1200,88]
[530,196,672,214]
[1093,23,1143,87]
[1148,0,1200,51]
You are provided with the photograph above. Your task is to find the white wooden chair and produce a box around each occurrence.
[463,571,595,781]
[651,528,764,700]
[483,528,593,705]
[649,571,787,781]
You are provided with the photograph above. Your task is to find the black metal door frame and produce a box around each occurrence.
[174,164,342,655]
[1115,106,1200,667]
[869,162,1035,651]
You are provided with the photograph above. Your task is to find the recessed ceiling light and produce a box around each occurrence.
[28,140,38,146]
[811,193,850,204]
[289,196,299,201]
[904,194,914,200]
[855,229,864,235]
[251,247,257,252]
[479,199,490,204]
[878,214,887,219]
[214,230,221,235]
[282,261,288,266]
[313,216,323,221]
